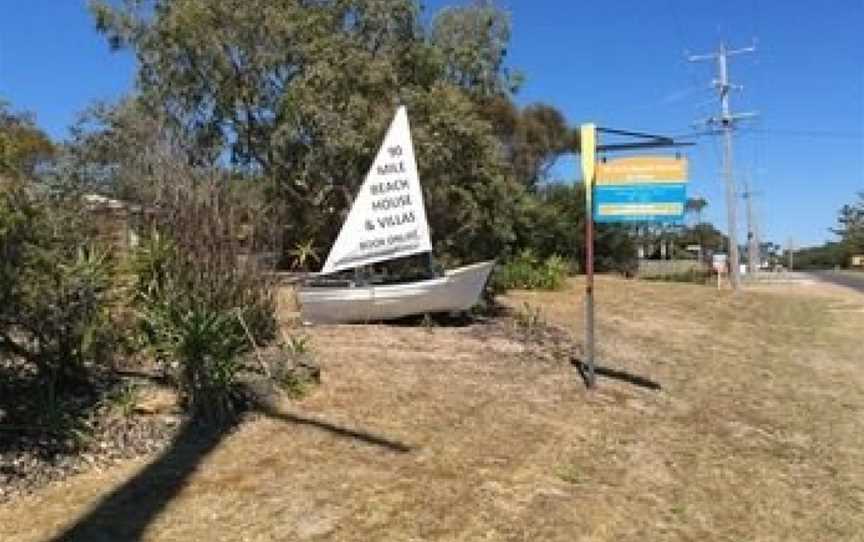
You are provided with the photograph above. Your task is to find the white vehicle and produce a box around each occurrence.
[297,107,494,324]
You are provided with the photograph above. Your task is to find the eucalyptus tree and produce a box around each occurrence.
[684,196,708,225]
[833,192,864,259]
[89,0,523,263]
[0,101,54,179]
[430,0,521,97]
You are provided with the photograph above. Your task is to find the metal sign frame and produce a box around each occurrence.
[579,126,694,388]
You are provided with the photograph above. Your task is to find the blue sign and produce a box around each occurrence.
[593,183,687,223]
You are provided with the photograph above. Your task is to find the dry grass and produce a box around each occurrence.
[2,277,863,541]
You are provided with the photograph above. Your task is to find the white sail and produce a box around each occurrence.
[320,106,432,274]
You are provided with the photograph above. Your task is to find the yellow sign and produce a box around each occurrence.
[596,156,688,185]
[580,124,597,199]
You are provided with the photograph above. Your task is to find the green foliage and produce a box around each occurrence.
[777,194,864,271]
[495,249,568,291]
[512,301,544,339]
[833,192,864,262]
[478,98,575,190]
[139,289,249,422]
[132,246,276,421]
[271,333,317,399]
[129,177,277,422]
[59,98,178,200]
[0,185,116,391]
[640,269,713,284]
[670,223,728,254]
[103,382,140,418]
[411,85,523,263]
[83,0,645,278]
[129,230,176,302]
[0,101,55,179]
[88,0,527,266]
[684,196,708,225]
[288,239,320,271]
[510,183,637,275]
[789,242,846,270]
[430,1,521,96]
[513,185,581,263]
[275,370,311,400]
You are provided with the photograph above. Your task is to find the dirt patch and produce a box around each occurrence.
[0,374,183,504]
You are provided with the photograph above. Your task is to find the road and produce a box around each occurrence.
[807,270,864,293]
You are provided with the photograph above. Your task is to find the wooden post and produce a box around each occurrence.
[581,124,597,388]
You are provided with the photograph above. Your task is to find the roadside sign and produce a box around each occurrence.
[593,156,688,223]
[579,125,692,389]
[712,253,728,273]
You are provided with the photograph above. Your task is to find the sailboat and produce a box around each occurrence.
[297,106,495,324]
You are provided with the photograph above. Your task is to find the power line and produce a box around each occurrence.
[671,128,864,141]
[741,128,864,140]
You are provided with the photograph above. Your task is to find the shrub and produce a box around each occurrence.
[640,268,713,284]
[130,178,277,423]
[513,301,544,339]
[133,240,277,421]
[270,334,318,398]
[0,185,116,392]
[494,249,569,291]
[129,229,176,303]
[139,288,249,422]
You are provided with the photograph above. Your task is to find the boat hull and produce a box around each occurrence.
[297,261,495,324]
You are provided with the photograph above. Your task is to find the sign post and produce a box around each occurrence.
[577,126,692,389]
[713,253,728,290]
[580,124,597,388]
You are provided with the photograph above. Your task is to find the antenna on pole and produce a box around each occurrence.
[689,40,758,290]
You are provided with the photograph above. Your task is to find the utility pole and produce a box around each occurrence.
[787,237,795,272]
[742,172,762,275]
[689,42,757,290]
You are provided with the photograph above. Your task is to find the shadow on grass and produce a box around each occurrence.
[572,358,662,391]
[256,403,412,453]
[47,394,413,542]
[46,416,234,542]
[0,361,110,458]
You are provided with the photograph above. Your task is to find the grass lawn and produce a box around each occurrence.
[2,276,863,541]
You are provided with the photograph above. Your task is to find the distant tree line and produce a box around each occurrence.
[786,192,864,270]
[834,192,864,262]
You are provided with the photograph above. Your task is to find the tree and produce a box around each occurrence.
[430,0,521,97]
[790,242,845,270]
[0,183,115,391]
[833,192,864,261]
[684,196,708,226]
[0,101,55,179]
[55,98,183,200]
[477,98,574,190]
[677,223,728,254]
[513,183,636,273]
[89,0,523,265]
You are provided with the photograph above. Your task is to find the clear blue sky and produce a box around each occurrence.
[2,0,862,246]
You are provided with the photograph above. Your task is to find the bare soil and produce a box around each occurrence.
[1,276,862,541]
